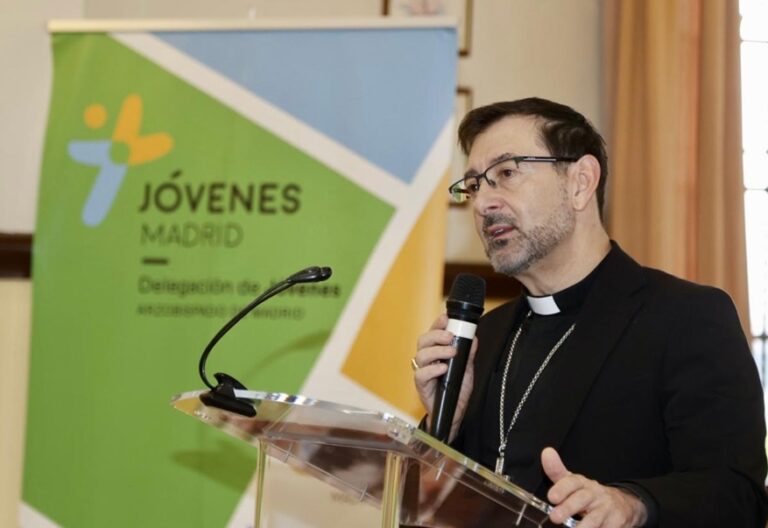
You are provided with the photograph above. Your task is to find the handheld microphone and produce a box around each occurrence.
[430,273,485,441]
[197,265,332,416]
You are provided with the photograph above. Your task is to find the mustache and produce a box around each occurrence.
[482,213,518,232]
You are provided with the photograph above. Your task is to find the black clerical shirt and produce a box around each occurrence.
[477,256,603,480]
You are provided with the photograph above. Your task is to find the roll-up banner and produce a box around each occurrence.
[24,19,457,527]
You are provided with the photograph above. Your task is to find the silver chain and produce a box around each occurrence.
[496,310,576,475]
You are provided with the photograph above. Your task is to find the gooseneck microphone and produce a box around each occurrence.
[430,273,486,442]
[198,265,332,416]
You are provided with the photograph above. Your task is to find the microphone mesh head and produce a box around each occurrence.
[449,273,485,307]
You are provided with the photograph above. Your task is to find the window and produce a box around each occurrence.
[740,0,768,380]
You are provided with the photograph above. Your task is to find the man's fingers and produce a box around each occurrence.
[548,480,642,527]
[414,343,456,370]
[542,447,570,484]
[566,509,608,528]
[548,474,591,504]
[416,329,454,352]
[467,337,478,362]
[414,362,448,388]
[549,488,593,524]
[428,313,449,330]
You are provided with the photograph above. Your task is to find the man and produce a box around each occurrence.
[413,98,767,527]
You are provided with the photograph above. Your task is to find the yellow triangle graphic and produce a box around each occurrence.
[342,175,449,419]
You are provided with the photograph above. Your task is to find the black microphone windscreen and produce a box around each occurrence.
[289,266,332,283]
[449,273,485,307]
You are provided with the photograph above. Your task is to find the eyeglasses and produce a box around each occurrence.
[448,155,578,203]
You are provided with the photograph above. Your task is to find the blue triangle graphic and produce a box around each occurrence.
[154,28,457,184]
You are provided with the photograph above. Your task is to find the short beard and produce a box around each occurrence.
[483,192,575,277]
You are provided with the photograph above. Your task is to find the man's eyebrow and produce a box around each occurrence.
[463,153,516,179]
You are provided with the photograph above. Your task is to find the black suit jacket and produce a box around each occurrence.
[452,243,768,527]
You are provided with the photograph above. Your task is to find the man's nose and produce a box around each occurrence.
[473,180,503,214]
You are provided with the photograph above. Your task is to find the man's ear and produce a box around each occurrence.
[569,154,601,212]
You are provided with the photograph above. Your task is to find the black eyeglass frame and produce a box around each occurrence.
[448,155,579,201]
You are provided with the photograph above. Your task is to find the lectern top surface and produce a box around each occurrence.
[172,390,576,528]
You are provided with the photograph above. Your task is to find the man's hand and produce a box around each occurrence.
[542,447,647,527]
[413,314,477,442]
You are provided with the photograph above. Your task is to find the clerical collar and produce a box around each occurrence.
[524,247,613,315]
[526,295,561,315]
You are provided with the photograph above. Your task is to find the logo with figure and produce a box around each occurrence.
[68,94,173,226]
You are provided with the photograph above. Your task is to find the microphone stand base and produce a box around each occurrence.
[199,372,257,417]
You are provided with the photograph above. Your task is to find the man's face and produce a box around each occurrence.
[468,115,576,277]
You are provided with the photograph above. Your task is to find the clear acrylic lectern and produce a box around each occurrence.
[172,390,576,528]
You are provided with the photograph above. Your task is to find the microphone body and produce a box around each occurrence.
[430,274,485,442]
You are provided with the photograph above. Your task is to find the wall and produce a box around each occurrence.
[448,0,603,263]
[0,0,83,234]
[0,1,602,525]
[0,280,32,527]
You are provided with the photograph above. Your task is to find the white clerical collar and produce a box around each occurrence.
[526,295,561,315]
